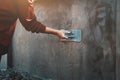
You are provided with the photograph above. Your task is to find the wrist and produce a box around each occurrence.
[55,30,60,36]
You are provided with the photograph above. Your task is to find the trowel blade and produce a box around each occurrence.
[61,29,82,42]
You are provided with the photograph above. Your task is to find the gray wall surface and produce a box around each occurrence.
[116,0,120,80]
[11,0,116,80]
[0,54,7,70]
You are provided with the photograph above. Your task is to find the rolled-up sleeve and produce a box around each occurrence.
[17,0,46,33]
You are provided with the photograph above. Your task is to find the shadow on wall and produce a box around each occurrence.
[84,0,116,80]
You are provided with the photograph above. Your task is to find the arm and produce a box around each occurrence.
[16,0,67,39]
[44,27,68,39]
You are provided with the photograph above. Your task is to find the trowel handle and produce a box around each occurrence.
[65,32,75,39]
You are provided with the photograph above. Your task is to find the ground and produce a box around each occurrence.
[0,69,42,80]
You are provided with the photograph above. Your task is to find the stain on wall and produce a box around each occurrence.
[11,0,116,80]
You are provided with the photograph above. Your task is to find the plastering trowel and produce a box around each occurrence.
[60,29,82,42]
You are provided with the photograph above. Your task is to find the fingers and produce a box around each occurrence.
[62,35,68,39]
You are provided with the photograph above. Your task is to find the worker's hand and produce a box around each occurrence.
[56,29,71,39]
[44,27,70,39]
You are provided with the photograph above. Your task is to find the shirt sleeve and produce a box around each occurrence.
[16,0,46,33]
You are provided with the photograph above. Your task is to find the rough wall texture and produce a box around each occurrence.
[0,54,7,70]
[11,0,116,80]
[116,0,120,80]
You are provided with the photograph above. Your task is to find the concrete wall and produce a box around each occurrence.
[10,0,116,80]
[116,0,120,79]
[0,54,7,70]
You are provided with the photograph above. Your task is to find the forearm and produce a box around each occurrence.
[44,27,68,39]
[44,27,59,35]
